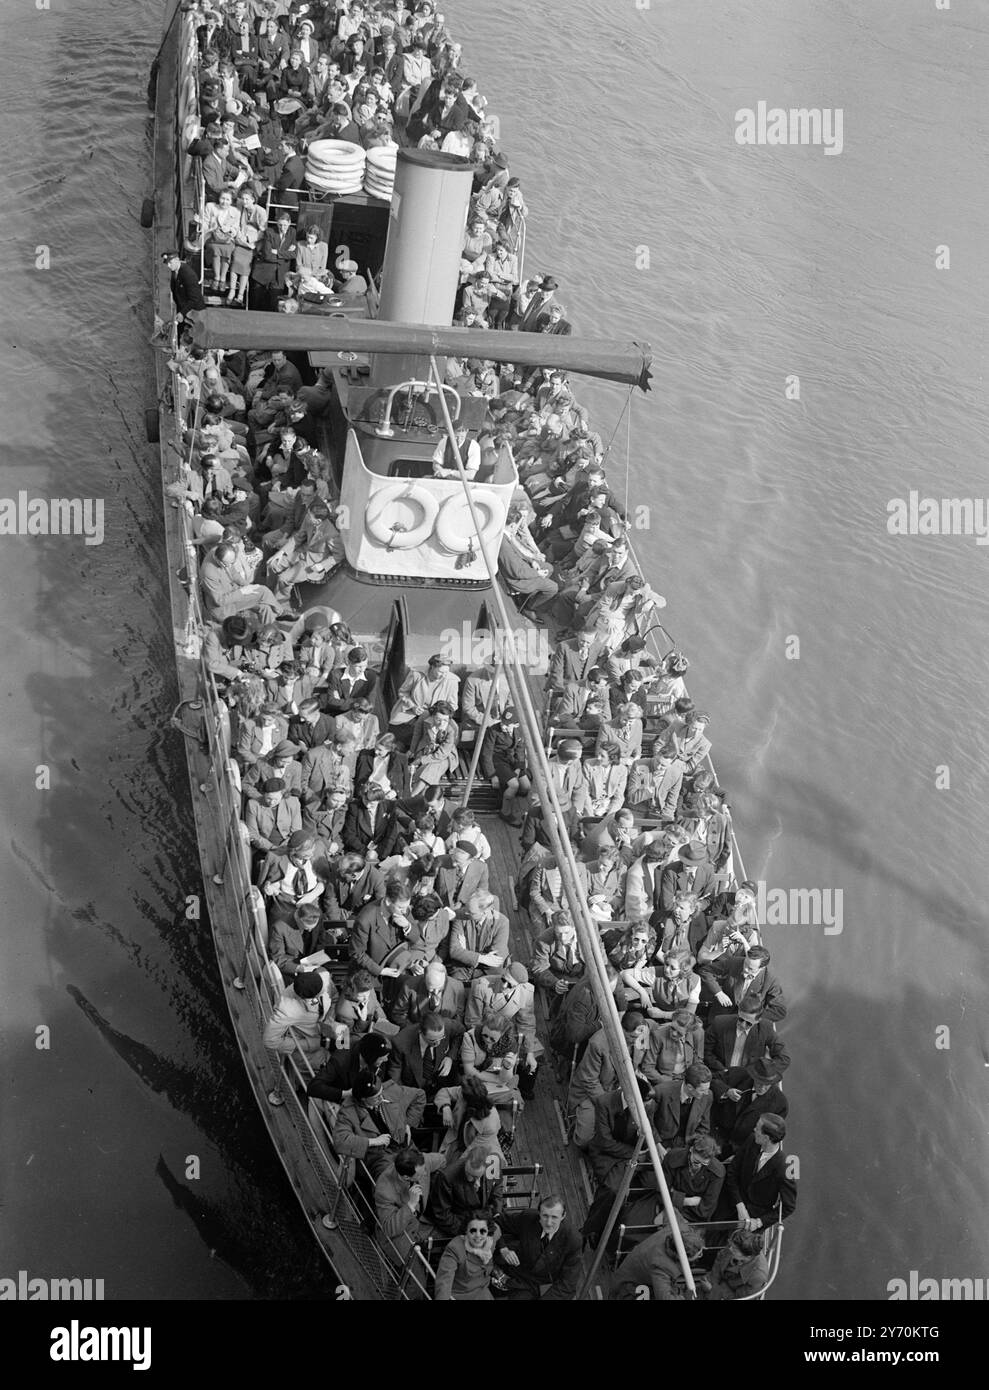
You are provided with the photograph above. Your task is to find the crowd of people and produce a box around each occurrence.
[161,0,798,1301]
[166,0,556,322]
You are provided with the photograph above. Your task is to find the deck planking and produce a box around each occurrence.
[480,810,592,1238]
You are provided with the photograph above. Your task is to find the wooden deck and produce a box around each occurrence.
[477,807,594,1233]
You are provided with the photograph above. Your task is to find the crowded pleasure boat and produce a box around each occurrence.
[146,0,796,1300]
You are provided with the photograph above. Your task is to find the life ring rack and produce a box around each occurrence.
[434,490,505,555]
[365,482,440,550]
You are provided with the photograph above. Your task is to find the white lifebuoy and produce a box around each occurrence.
[434,490,506,555]
[366,482,440,550]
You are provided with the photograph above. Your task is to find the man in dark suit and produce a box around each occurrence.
[706,944,787,1026]
[587,1085,645,1192]
[322,646,379,715]
[323,852,385,922]
[351,881,421,983]
[658,842,718,915]
[389,959,465,1029]
[161,251,205,320]
[653,1060,714,1147]
[341,783,403,858]
[518,275,559,332]
[495,1197,582,1301]
[545,630,603,694]
[704,1009,790,1134]
[427,1146,504,1237]
[288,696,335,751]
[724,1115,797,1229]
[354,736,411,801]
[725,1058,789,1155]
[388,1014,460,1100]
[306,1032,391,1105]
[434,843,489,911]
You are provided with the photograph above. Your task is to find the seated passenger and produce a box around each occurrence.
[574,843,627,920]
[494,1197,582,1301]
[390,958,466,1029]
[242,739,304,802]
[627,747,685,822]
[706,945,787,1026]
[408,701,460,795]
[288,697,335,752]
[323,851,386,923]
[497,506,559,616]
[374,1145,446,1266]
[433,1210,502,1302]
[323,645,379,715]
[434,842,489,911]
[428,1145,505,1239]
[653,1058,713,1147]
[341,782,403,859]
[704,1228,769,1300]
[725,1057,789,1157]
[649,952,701,1022]
[530,913,585,1000]
[354,732,410,798]
[306,1031,391,1106]
[334,965,400,1038]
[445,890,509,983]
[607,923,657,1011]
[260,829,326,924]
[388,1013,460,1101]
[199,542,282,626]
[479,707,530,826]
[388,655,460,747]
[662,1133,725,1223]
[465,963,539,1094]
[332,1075,427,1181]
[575,749,628,821]
[431,424,481,479]
[609,1220,705,1301]
[350,878,421,983]
[300,734,353,807]
[267,900,326,981]
[262,968,339,1059]
[569,1011,660,1150]
[244,776,302,855]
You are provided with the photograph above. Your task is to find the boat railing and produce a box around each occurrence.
[601,1218,784,1301]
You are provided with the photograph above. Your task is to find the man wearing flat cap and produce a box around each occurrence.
[335,258,368,296]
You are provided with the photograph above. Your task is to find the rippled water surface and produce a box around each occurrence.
[1,0,987,1300]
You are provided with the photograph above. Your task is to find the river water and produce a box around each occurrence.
[1,0,987,1301]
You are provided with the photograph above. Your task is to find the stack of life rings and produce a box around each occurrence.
[304,139,366,196]
[364,146,397,202]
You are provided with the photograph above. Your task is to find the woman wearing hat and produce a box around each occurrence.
[293,16,319,67]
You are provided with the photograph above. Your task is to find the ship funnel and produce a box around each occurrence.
[372,148,476,388]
